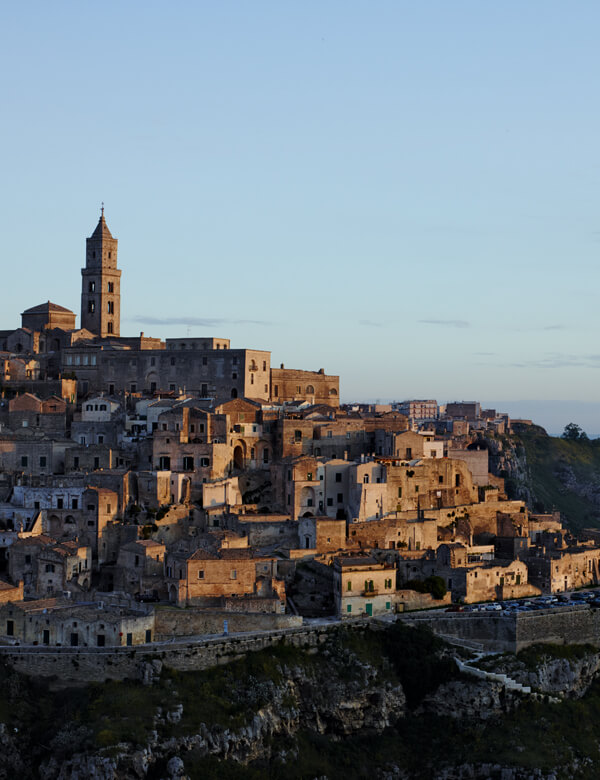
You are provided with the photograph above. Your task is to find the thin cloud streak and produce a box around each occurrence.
[130,315,272,327]
[419,319,470,329]
[506,353,600,370]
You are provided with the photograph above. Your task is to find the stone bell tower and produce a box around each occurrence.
[81,207,121,337]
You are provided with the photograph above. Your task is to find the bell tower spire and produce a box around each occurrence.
[81,208,121,337]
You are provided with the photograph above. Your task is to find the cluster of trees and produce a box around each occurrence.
[562,423,589,441]
[404,575,447,600]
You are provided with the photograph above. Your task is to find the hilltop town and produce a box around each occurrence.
[0,211,598,650]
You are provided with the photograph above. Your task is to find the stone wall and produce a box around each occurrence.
[0,623,330,685]
[154,607,301,638]
[403,605,600,653]
[402,612,517,652]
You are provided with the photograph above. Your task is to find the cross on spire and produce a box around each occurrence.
[101,202,104,217]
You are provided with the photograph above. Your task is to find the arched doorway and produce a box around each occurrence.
[300,486,316,511]
[233,444,245,471]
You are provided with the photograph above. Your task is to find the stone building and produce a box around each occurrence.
[21,302,77,333]
[8,535,91,598]
[271,366,340,407]
[393,400,438,426]
[333,555,397,618]
[527,546,600,593]
[0,598,154,646]
[165,547,285,609]
[81,209,121,338]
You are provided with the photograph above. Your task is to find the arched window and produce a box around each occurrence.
[231,388,238,399]
[306,385,315,394]
[329,388,338,396]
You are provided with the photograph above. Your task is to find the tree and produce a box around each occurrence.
[562,422,589,441]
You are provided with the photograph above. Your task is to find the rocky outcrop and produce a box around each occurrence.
[418,678,515,720]
[37,648,406,779]
[483,649,600,698]
[478,432,535,505]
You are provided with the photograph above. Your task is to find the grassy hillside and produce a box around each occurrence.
[513,424,600,531]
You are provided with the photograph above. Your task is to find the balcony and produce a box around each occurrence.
[362,589,379,597]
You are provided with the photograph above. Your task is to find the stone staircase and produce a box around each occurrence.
[454,652,532,694]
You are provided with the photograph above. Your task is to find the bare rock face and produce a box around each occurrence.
[418,679,514,720]
[0,723,28,779]
[483,650,600,698]
[38,644,406,779]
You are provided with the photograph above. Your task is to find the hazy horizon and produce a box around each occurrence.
[354,398,600,437]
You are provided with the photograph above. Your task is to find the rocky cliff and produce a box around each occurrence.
[478,425,600,530]
[4,624,600,779]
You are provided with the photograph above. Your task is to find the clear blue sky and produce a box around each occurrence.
[1,2,599,432]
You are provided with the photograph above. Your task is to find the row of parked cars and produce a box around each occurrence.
[447,589,600,614]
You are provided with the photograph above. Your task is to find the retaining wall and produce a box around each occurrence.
[0,623,336,686]
[403,605,600,653]
[153,607,301,639]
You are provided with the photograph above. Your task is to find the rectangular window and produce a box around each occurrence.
[107,301,114,314]
[108,282,114,293]
[198,570,205,579]
[88,301,95,313]
[347,580,352,591]
[346,604,352,613]
[107,322,113,334]
[335,473,342,482]
[337,493,343,503]
[6,620,14,637]
[327,497,333,507]
[39,456,46,468]
[21,456,28,468]
[230,569,237,580]
[72,498,78,509]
